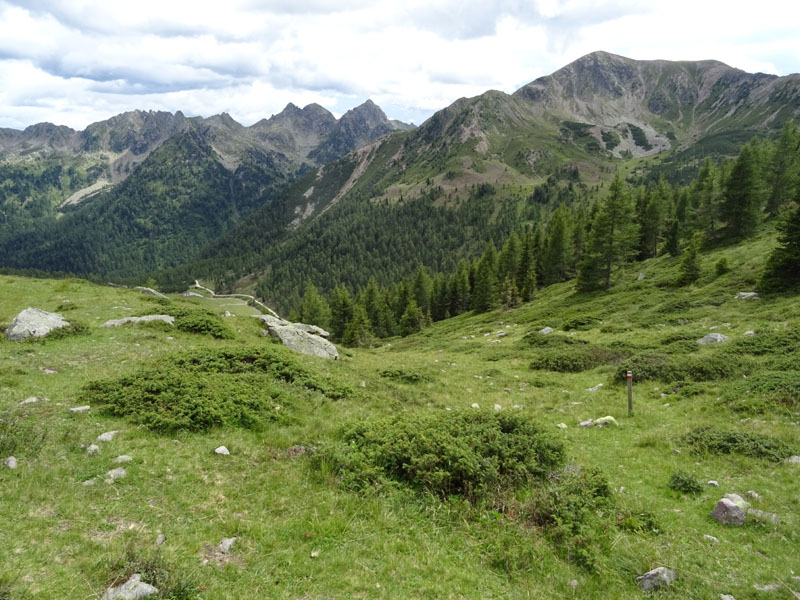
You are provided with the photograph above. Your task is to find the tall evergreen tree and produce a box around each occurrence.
[471,242,499,312]
[765,121,800,217]
[296,281,331,329]
[400,298,425,335]
[342,302,374,347]
[677,232,703,285]
[760,199,800,291]
[540,204,572,285]
[517,230,537,302]
[722,143,762,239]
[329,284,354,340]
[577,172,639,291]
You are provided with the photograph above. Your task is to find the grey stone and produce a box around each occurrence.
[784,455,800,464]
[594,416,618,427]
[4,456,17,469]
[69,405,91,414]
[86,444,100,456]
[98,431,120,442]
[586,384,603,392]
[134,287,167,299]
[539,327,554,335]
[703,534,719,544]
[637,272,646,280]
[256,315,338,359]
[720,595,736,600]
[182,291,204,297]
[471,403,480,409]
[746,490,760,500]
[222,311,233,317]
[19,396,38,405]
[636,567,676,591]
[493,404,502,411]
[556,423,568,429]
[736,292,759,300]
[101,573,158,599]
[155,534,166,546]
[215,446,230,455]
[219,537,236,553]
[743,330,755,336]
[105,468,127,482]
[101,315,174,328]
[114,455,133,464]
[677,319,688,325]
[708,480,719,487]
[747,508,779,525]
[698,333,729,345]
[753,583,780,592]
[579,419,594,427]
[7,308,70,341]
[711,497,747,525]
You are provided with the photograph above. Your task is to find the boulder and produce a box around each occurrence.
[711,495,748,525]
[69,406,91,414]
[637,272,646,281]
[539,326,554,335]
[3,456,17,469]
[101,573,158,600]
[98,431,120,442]
[784,455,800,464]
[86,444,100,456]
[105,467,127,482]
[215,446,230,455]
[636,567,676,591]
[219,537,237,553]
[101,315,174,327]
[698,333,729,345]
[7,308,70,341]
[256,315,338,359]
[134,287,167,299]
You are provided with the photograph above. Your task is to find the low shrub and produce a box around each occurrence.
[723,371,800,416]
[616,510,661,534]
[106,549,198,600]
[0,409,48,457]
[521,332,587,348]
[530,346,628,373]
[613,353,671,382]
[380,367,433,384]
[668,471,704,495]
[562,315,600,331]
[614,354,739,382]
[172,307,234,339]
[715,257,731,276]
[44,321,89,340]
[317,411,564,500]
[725,329,800,356]
[680,426,795,462]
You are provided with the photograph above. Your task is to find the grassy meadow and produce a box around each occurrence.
[1,227,799,599]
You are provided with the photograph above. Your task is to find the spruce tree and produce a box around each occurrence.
[471,243,499,312]
[722,143,761,239]
[760,200,800,291]
[765,121,800,217]
[329,284,354,340]
[541,205,572,285]
[677,233,703,285]
[342,302,374,347]
[400,298,425,335]
[297,281,331,329]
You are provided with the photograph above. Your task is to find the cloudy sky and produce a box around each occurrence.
[1,0,799,130]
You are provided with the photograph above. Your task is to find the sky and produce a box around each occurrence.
[1,0,799,131]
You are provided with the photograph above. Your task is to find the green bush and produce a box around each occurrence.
[43,321,89,340]
[530,346,628,373]
[613,353,671,382]
[523,466,614,570]
[668,471,704,495]
[726,329,800,356]
[318,411,564,501]
[715,257,731,276]
[82,346,351,432]
[380,367,433,384]
[170,306,233,339]
[614,353,739,382]
[106,549,199,600]
[616,510,661,535]
[0,409,48,457]
[723,371,800,416]
[562,315,600,331]
[680,426,795,462]
[522,332,587,348]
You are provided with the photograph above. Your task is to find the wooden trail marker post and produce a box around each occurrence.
[627,370,633,416]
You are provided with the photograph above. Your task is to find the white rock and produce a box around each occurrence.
[19,397,38,405]
[743,330,755,336]
[539,327,554,335]
[703,534,720,544]
[7,307,71,341]
[69,405,91,413]
[101,573,158,600]
[471,403,480,409]
[698,333,729,345]
[114,455,133,464]
[594,416,618,427]
[493,404,502,411]
[746,490,760,500]
[753,583,780,592]
[105,467,127,482]
[134,286,168,299]
[101,315,175,327]
[215,446,230,455]
[586,384,603,392]
[86,444,100,456]
[155,534,166,546]
[579,419,594,427]
[736,292,759,300]
[784,455,800,464]
[637,272,646,281]
[556,423,568,430]
[720,595,736,600]
[97,431,120,442]
[708,480,719,487]
[636,567,676,591]
[4,456,17,469]
[219,537,236,553]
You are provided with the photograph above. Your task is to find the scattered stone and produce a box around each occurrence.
[720,595,735,600]
[7,307,71,341]
[586,384,603,392]
[698,333,729,345]
[4,456,17,469]
[19,396,38,405]
[86,444,100,456]
[744,330,755,336]
[636,567,676,591]
[784,455,800,464]
[746,490,760,500]
[677,319,688,325]
[539,327,554,335]
[219,537,236,553]
[101,315,175,328]
[182,291,204,297]
[503,388,512,393]
[711,495,748,526]
[703,534,720,544]
[69,406,91,414]
[135,286,168,299]
[496,331,506,337]
[493,404,502,411]
[753,583,780,592]
[97,431,120,442]
[114,455,133,464]
[101,573,158,600]
[223,311,233,317]
[637,272,646,281]
[255,315,338,359]
[708,480,719,487]
[747,508,779,525]
[673,449,681,455]
[579,419,594,427]
[105,468,127,482]
[736,292,759,300]
[471,403,480,409]
[156,534,166,546]
[215,446,230,455]
[359,380,366,388]
[41,367,58,375]
[556,423,568,430]
[83,478,97,486]
[594,416,618,427]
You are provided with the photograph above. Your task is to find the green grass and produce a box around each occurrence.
[2,228,800,598]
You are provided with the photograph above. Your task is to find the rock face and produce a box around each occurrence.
[698,333,729,345]
[7,308,71,341]
[256,315,338,359]
[101,573,158,600]
[101,315,175,327]
[636,567,676,591]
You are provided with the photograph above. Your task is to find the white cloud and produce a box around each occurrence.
[0,0,798,130]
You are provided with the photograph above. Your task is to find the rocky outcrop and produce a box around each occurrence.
[101,573,158,600]
[6,308,71,341]
[256,315,338,359]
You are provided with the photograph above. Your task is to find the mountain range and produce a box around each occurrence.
[1,51,798,306]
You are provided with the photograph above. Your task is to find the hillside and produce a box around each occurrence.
[1,227,799,598]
